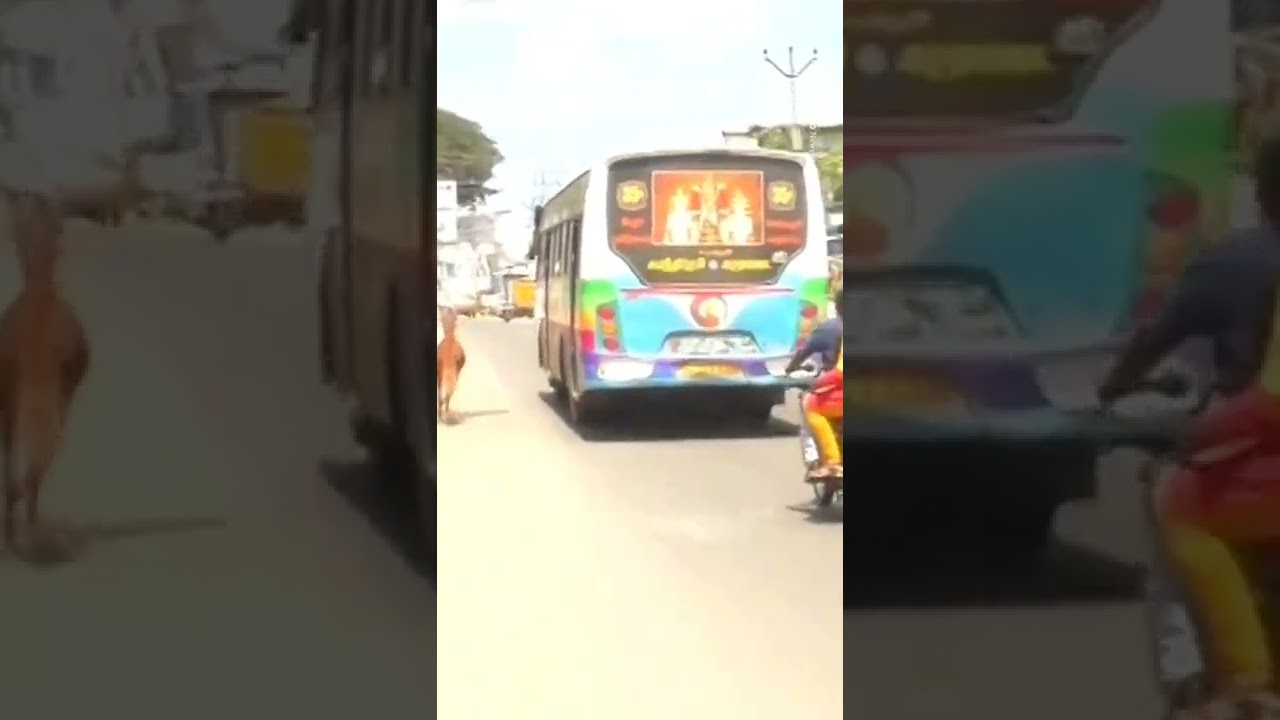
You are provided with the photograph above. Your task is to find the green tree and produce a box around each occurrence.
[817,151,842,211]
[746,124,794,151]
[746,124,842,210]
[436,108,504,206]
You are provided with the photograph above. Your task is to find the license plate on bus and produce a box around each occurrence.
[846,375,962,413]
[678,363,744,380]
[665,333,758,356]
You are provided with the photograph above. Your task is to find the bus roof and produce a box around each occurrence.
[604,147,808,165]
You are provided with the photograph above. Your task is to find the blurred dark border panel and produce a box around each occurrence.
[1234,0,1280,31]
[843,1,1240,719]
[288,0,438,705]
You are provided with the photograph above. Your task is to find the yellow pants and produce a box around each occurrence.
[804,409,841,466]
[1162,477,1280,691]
[1165,523,1270,690]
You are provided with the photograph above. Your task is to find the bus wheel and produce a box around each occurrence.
[552,343,571,399]
[350,409,410,475]
[569,392,599,425]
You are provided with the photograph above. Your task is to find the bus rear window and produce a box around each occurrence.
[845,0,1159,124]
[606,154,808,286]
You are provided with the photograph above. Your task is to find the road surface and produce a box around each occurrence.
[437,319,844,719]
[0,222,1169,720]
[0,225,432,718]
[448,318,1168,720]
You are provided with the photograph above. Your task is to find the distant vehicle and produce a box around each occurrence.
[530,148,831,425]
[437,257,487,316]
[295,0,434,540]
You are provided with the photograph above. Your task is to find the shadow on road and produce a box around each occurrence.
[9,515,228,568]
[537,391,800,442]
[438,408,509,426]
[844,535,1145,609]
[320,457,434,584]
[786,501,844,525]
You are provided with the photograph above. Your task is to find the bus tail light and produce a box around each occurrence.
[597,302,622,352]
[798,301,819,342]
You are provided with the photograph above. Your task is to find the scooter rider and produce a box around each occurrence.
[1098,133,1280,710]
[785,290,844,479]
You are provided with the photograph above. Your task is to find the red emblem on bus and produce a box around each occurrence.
[690,295,727,329]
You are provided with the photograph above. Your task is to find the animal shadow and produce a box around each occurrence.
[437,408,509,426]
[454,408,508,421]
[9,515,227,568]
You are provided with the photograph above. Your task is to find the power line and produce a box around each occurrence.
[761,46,818,150]
[527,170,561,209]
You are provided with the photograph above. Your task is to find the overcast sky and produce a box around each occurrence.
[438,0,842,210]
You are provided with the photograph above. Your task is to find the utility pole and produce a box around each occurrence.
[533,171,555,205]
[762,46,818,151]
[527,170,561,212]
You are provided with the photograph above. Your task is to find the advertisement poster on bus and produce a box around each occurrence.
[606,155,807,286]
[845,0,1157,124]
[838,0,1230,436]
[844,0,1228,346]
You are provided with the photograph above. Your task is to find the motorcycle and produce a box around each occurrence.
[790,362,843,508]
[1099,379,1280,719]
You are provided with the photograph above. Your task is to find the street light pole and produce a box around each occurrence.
[762,46,818,151]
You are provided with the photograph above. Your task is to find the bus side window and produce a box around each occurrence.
[366,0,392,96]
[397,0,416,91]
[309,1,328,110]
[565,217,582,273]
[543,229,554,277]
[555,222,565,275]
[561,223,572,274]
[535,231,549,281]
[312,0,347,111]
[550,224,563,277]
[354,0,379,99]
[372,0,395,95]
[422,1,434,76]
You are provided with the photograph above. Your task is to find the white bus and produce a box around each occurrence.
[530,147,833,425]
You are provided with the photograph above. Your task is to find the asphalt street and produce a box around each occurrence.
[0,221,1169,720]
[0,223,432,719]
[437,318,843,719]
[452,318,1165,720]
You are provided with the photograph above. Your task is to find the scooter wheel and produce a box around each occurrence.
[812,482,837,508]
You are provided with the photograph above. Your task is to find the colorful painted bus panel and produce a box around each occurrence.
[842,0,1232,440]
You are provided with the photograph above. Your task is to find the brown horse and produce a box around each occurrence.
[0,193,90,556]
[436,307,466,423]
